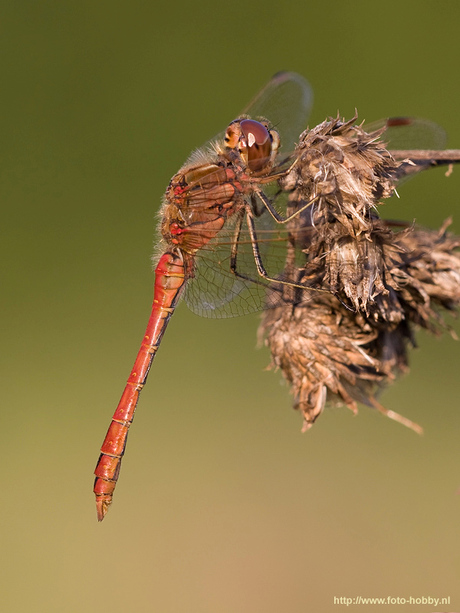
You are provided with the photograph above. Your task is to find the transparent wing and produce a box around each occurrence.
[365,116,447,150]
[196,71,313,158]
[241,71,313,152]
[183,213,275,318]
[183,208,307,318]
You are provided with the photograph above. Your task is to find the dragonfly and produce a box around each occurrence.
[93,71,316,521]
[94,72,460,521]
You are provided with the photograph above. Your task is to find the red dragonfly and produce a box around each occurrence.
[94,72,460,521]
[93,72,315,520]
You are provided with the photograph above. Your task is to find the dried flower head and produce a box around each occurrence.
[260,115,460,432]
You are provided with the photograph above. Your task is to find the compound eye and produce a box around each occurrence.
[240,119,272,172]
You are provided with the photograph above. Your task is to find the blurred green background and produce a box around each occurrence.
[1,2,460,611]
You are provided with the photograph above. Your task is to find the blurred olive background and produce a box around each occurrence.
[1,2,460,612]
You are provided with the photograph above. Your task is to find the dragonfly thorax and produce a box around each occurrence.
[161,163,243,253]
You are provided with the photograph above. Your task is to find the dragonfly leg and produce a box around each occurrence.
[254,187,323,223]
[245,207,327,294]
[229,208,244,273]
[228,207,281,291]
[250,191,277,218]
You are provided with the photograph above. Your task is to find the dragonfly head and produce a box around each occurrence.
[224,118,280,173]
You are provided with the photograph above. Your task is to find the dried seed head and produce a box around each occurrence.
[261,115,460,432]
